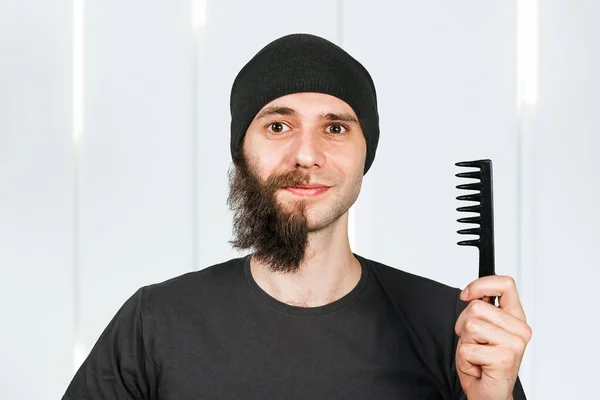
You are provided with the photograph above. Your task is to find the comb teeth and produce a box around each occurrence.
[456,193,481,202]
[455,161,482,168]
[455,159,496,280]
[455,160,487,240]
[455,171,481,179]
[457,205,481,213]
[458,227,480,235]
[457,239,481,247]
[457,216,481,224]
[456,182,482,190]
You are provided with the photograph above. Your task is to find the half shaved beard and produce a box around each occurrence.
[227,152,313,274]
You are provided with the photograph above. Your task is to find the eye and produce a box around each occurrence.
[267,121,291,134]
[327,124,348,135]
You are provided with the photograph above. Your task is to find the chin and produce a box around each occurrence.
[306,207,348,232]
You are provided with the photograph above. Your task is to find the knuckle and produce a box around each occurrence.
[500,352,516,369]
[523,324,533,342]
[468,299,485,315]
[458,344,470,359]
[464,318,478,333]
[514,336,528,351]
[504,276,517,291]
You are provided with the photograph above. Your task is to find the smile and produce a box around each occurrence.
[283,186,330,197]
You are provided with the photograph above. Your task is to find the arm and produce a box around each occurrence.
[62,288,153,400]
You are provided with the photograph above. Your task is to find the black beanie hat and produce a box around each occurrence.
[229,33,380,175]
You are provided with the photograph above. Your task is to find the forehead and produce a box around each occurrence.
[258,92,357,116]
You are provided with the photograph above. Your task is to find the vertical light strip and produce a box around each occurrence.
[516,0,538,397]
[337,0,356,252]
[191,0,207,32]
[518,0,539,107]
[73,0,85,143]
[72,0,86,373]
[191,0,206,270]
[336,0,344,49]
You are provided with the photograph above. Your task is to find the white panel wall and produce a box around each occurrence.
[2,1,599,399]
[344,0,518,291]
[79,0,195,355]
[0,1,74,399]
[523,1,600,398]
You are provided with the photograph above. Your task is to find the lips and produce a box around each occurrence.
[283,185,330,197]
[289,185,328,189]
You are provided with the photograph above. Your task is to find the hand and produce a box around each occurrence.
[455,275,532,400]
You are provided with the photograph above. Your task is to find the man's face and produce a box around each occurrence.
[227,92,366,273]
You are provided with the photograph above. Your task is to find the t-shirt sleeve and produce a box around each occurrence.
[62,288,153,400]
[452,290,528,400]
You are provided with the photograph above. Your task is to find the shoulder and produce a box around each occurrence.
[139,255,248,311]
[357,254,468,395]
[363,255,462,301]
[357,254,467,327]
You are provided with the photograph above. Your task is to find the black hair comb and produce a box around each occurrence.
[456,159,496,302]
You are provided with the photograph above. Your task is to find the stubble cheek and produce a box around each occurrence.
[305,184,355,230]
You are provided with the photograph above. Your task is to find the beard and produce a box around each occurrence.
[227,152,311,274]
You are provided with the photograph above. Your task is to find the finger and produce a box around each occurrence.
[461,275,527,322]
[482,295,495,306]
[455,337,482,378]
[456,342,518,376]
[458,317,527,351]
[455,300,532,342]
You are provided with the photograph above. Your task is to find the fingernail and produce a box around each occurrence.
[461,288,469,300]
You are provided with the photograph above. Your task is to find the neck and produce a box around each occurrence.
[250,212,362,307]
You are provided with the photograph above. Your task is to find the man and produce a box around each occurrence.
[63,33,531,399]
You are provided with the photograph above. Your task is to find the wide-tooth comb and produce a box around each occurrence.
[455,160,496,299]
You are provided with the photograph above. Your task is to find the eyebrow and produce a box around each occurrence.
[254,106,359,125]
[254,106,296,121]
[321,112,359,124]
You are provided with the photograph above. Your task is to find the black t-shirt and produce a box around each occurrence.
[63,253,526,399]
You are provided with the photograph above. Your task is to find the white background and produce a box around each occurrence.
[0,1,598,399]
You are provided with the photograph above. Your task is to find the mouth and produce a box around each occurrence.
[282,185,330,197]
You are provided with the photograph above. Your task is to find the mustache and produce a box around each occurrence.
[267,171,307,190]
[264,169,322,193]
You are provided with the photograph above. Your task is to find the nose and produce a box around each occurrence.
[289,127,326,170]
